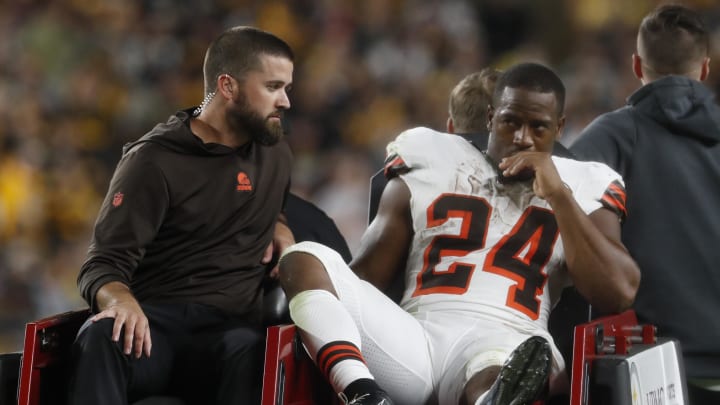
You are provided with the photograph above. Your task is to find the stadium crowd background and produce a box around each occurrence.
[1,0,719,352]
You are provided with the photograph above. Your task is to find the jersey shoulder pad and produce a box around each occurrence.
[555,157,627,220]
[384,127,445,178]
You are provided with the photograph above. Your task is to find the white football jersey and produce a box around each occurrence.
[385,127,626,331]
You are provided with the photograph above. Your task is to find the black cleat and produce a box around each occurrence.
[478,335,552,405]
[339,379,395,405]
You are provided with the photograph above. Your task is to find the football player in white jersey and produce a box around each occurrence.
[279,63,640,405]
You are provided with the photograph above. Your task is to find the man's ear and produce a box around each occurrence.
[218,74,235,99]
[556,115,566,141]
[447,117,455,134]
[700,57,710,81]
[632,53,644,81]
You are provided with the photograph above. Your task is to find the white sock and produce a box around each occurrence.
[289,289,374,392]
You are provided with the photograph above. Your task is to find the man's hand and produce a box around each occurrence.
[499,151,569,202]
[92,281,151,358]
[262,220,295,278]
[502,152,640,313]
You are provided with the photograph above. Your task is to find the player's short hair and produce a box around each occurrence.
[492,63,565,115]
[203,26,294,96]
[448,68,501,133]
[637,4,709,76]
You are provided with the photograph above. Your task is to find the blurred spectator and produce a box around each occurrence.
[1,0,720,354]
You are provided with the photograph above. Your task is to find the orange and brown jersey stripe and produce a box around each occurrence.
[316,341,366,378]
[600,179,627,221]
[383,154,409,179]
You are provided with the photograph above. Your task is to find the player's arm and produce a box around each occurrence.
[549,191,639,314]
[349,177,413,291]
[501,152,640,314]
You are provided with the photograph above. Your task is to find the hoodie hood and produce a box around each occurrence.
[122,108,241,156]
[628,76,720,144]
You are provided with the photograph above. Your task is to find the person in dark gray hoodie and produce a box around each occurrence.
[570,5,720,403]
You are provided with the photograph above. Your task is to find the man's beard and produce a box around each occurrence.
[227,94,284,146]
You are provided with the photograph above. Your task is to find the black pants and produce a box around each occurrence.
[67,302,265,405]
[688,382,720,404]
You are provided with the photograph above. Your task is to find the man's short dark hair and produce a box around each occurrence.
[638,4,709,76]
[492,63,566,115]
[448,68,501,133]
[203,26,294,96]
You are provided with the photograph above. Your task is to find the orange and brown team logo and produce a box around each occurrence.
[112,192,124,207]
[236,172,253,191]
